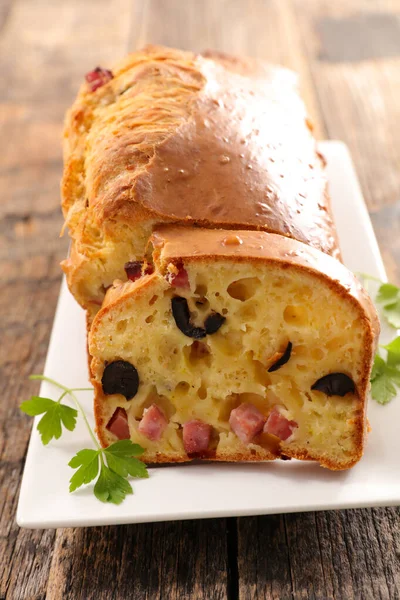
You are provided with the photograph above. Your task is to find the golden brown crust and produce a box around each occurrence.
[61,45,340,310]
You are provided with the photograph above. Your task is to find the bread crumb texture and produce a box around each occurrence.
[90,257,373,470]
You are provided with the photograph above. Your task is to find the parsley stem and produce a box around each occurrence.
[29,374,101,451]
[29,374,70,390]
[69,390,101,451]
[356,273,384,283]
[29,374,76,392]
[57,389,69,404]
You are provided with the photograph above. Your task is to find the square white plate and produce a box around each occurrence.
[17,141,399,529]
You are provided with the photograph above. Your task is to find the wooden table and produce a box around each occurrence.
[1,1,400,598]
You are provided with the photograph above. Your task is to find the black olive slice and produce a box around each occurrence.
[268,342,293,372]
[101,360,139,400]
[171,297,206,339]
[204,312,226,335]
[311,373,355,397]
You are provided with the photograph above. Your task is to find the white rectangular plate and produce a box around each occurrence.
[17,141,399,528]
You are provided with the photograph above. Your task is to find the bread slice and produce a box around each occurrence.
[89,227,379,470]
[61,45,339,316]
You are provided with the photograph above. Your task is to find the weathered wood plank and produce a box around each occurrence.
[238,507,400,600]
[46,519,229,600]
[237,515,293,600]
[313,508,400,599]
[293,0,400,281]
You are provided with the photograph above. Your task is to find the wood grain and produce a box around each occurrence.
[1,1,400,599]
[46,520,229,600]
[293,0,400,282]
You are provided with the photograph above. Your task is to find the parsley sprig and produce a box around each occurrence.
[360,275,400,405]
[20,375,148,504]
[370,337,400,404]
[361,274,400,329]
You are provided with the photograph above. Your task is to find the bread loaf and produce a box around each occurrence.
[61,45,339,320]
[89,227,379,470]
[61,45,379,469]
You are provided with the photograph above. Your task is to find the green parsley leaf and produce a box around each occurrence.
[371,354,386,380]
[94,463,133,505]
[370,351,400,404]
[105,439,145,458]
[21,395,78,445]
[383,301,400,329]
[20,396,56,416]
[374,281,400,329]
[37,403,78,445]
[376,283,399,305]
[371,372,397,404]
[383,336,400,366]
[68,442,148,499]
[104,440,148,479]
[59,404,79,431]
[68,449,100,492]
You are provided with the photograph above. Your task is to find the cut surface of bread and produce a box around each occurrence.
[89,227,379,470]
[61,45,339,314]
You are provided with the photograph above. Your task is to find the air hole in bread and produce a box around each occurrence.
[213,331,244,356]
[251,358,272,387]
[227,277,261,301]
[195,282,208,297]
[175,381,190,394]
[219,393,242,421]
[137,386,175,419]
[283,304,308,325]
[116,320,128,334]
[184,341,212,367]
[197,383,207,399]
[195,297,210,312]
[238,303,257,320]
[293,344,307,357]
[311,348,325,361]
[149,295,159,306]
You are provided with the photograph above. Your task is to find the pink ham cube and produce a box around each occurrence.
[264,407,298,441]
[106,407,130,440]
[229,403,265,444]
[183,419,212,454]
[138,404,168,441]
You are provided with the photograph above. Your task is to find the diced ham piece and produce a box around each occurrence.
[124,261,154,282]
[169,266,190,288]
[183,419,212,454]
[138,404,168,441]
[85,67,113,91]
[229,403,266,444]
[124,261,143,282]
[264,407,298,441]
[106,407,130,440]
